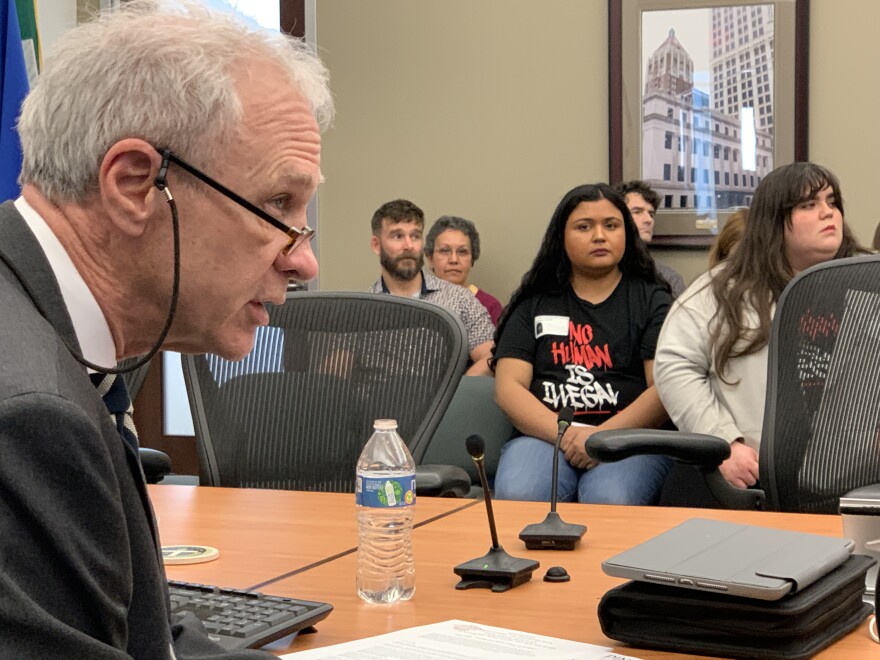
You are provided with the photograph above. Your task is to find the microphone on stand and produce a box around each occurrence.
[519,407,587,550]
[453,434,539,592]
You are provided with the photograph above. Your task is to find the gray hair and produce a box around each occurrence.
[18,0,334,201]
[424,215,481,260]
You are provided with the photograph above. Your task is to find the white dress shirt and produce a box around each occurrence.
[15,197,116,371]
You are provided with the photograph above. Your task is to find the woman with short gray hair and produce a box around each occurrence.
[425,215,503,325]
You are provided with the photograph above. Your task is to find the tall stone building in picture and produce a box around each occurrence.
[711,5,775,134]
[641,8,774,212]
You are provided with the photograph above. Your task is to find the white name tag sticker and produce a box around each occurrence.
[534,315,569,338]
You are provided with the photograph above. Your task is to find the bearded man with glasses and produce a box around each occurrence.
[368,199,495,376]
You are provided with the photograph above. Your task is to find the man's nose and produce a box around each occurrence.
[277,239,318,284]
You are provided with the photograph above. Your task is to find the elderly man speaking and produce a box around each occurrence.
[0,1,332,657]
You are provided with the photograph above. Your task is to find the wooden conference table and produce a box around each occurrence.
[149,485,875,659]
[150,485,476,591]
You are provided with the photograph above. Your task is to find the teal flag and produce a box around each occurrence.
[1,0,29,201]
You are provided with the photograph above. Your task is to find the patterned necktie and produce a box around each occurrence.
[91,372,161,563]
[90,372,140,454]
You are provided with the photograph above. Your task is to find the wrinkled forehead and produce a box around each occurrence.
[382,218,423,233]
[435,228,471,245]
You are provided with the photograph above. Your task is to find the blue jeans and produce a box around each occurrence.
[493,435,673,505]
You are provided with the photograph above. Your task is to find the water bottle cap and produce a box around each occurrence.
[374,419,398,430]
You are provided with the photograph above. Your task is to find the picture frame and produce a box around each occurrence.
[609,0,809,247]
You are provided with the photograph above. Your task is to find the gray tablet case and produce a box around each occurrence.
[602,518,855,600]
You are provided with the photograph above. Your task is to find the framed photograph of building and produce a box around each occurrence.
[609,0,809,247]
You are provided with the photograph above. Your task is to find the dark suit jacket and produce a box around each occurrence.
[0,201,269,658]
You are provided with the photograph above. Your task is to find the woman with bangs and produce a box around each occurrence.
[492,183,674,505]
[654,162,866,489]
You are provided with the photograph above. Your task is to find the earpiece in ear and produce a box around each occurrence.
[155,149,171,191]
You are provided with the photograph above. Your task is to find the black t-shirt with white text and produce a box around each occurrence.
[495,277,672,424]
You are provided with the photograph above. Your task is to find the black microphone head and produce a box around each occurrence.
[558,407,574,425]
[466,434,485,460]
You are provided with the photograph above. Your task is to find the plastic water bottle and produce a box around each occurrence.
[355,419,416,604]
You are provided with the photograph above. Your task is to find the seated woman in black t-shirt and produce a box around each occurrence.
[492,183,674,504]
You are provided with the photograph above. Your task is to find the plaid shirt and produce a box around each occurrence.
[369,271,494,351]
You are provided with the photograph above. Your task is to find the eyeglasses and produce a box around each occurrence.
[155,148,315,255]
[435,246,472,259]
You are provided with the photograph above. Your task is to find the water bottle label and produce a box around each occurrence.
[356,475,416,508]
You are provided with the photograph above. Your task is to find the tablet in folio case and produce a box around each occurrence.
[602,518,855,600]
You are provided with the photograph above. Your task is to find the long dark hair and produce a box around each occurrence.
[709,162,866,378]
[494,183,666,345]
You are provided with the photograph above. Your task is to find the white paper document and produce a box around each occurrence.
[281,619,640,659]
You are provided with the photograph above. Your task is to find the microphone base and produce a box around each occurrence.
[519,511,587,551]
[453,545,539,592]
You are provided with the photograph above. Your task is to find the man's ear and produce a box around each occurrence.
[370,234,381,256]
[99,139,164,237]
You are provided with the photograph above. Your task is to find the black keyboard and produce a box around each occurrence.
[167,580,333,650]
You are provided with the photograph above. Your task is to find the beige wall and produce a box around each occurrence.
[315,0,606,299]
[315,0,879,298]
[807,0,880,247]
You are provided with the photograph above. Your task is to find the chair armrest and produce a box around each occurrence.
[841,484,880,502]
[139,448,172,484]
[702,467,766,510]
[415,464,471,498]
[587,430,766,510]
[586,429,731,467]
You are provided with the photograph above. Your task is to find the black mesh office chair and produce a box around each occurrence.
[182,292,471,495]
[588,254,880,513]
[420,376,513,498]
